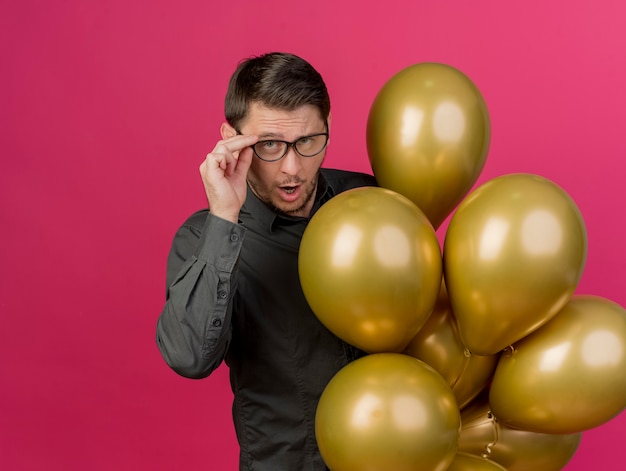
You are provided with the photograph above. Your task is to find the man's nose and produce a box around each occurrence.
[279,146,303,174]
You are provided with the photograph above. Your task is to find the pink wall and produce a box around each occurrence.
[2,1,624,469]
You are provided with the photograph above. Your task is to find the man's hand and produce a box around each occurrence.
[199,134,258,223]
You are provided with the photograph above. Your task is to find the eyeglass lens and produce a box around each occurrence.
[254,134,328,161]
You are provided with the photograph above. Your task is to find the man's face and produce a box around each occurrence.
[235,102,329,218]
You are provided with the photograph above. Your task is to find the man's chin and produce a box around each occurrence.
[272,199,306,217]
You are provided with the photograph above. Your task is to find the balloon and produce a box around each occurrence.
[299,186,442,353]
[459,393,581,471]
[444,173,587,355]
[448,452,507,471]
[366,62,490,229]
[489,295,626,434]
[404,282,499,409]
[315,353,460,471]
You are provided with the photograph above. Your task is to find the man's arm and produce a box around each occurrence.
[156,212,245,379]
[156,130,257,378]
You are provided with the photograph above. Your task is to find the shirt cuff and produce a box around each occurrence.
[194,212,246,272]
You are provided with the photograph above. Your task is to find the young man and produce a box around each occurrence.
[156,52,376,470]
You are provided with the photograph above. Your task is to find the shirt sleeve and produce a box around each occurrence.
[156,212,245,379]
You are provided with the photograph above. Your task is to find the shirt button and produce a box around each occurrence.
[230,233,239,242]
[212,318,222,327]
[218,290,228,299]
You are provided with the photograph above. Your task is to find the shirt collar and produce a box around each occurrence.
[240,171,334,233]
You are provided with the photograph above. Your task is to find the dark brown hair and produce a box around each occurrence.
[224,52,330,129]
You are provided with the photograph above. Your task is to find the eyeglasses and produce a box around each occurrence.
[237,124,329,162]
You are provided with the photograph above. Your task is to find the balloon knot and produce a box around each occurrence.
[481,409,499,459]
[503,345,516,357]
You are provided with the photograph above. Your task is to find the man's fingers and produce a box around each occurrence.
[202,149,247,178]
[200,133,257,181]
[234,146,254,177]
[218,134,258,156]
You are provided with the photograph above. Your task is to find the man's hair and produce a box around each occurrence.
[224,52,330,129]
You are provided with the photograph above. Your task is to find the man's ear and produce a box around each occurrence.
[326,112,332,144]
[220,122,237,140]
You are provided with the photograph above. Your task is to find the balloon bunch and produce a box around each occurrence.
[299,62,626,471]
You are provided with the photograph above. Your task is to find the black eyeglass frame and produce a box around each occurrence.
[235,121,329,162]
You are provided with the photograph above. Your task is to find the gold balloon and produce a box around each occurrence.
[404,282,499,409]
[459,393,581,471]
[444,173,587,355]
[489,295,626,434]
[366,62,490,229]
[448,452,507,471]
[299,187,442,353]
[315,353,460,471]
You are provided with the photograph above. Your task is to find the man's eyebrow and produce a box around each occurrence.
[256,132,284,139]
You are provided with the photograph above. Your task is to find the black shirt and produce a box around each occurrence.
[157,168,377,470]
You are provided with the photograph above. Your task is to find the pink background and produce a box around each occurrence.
[2,1,625,469]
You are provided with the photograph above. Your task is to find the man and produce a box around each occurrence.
[156,52,376,470]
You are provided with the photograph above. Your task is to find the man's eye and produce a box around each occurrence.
[262,140,277,149]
